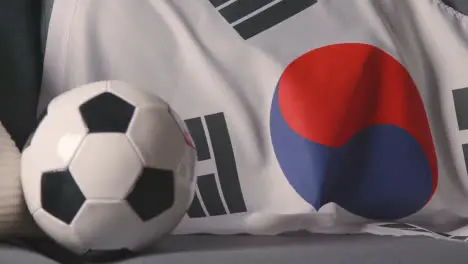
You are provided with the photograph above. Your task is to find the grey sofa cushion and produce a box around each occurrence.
[12,234,468,264]
[123,234,468,264]
[0,245,59,264]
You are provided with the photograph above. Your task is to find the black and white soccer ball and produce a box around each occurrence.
[21,80,196,260]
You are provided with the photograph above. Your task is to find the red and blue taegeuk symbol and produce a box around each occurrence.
[270,43,437,220]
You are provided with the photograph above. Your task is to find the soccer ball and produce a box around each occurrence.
[21,80,196,260]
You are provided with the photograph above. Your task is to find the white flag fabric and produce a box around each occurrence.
[40,0,468,241]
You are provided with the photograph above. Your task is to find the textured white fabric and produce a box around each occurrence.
[39,0,468,241]
[0,122,37,237]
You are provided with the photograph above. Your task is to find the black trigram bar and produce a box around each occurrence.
[205,112,247,213]
[185,113,247,218]
[187,193,206,218]
[219,0,276,23]
[209,0,231,8]
[197,173,227,216]
[234,0,317,39]
[453,87,468,131]
[211,0,317,39]
[185,117,211,161]
[463,144,468,175]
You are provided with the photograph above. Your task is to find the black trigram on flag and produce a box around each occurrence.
[209,0,317,39]
[184,112,247,218]
[452,87,468,175]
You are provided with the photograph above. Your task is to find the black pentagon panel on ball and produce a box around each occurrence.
[22,108,48,151]
[82,248,135,263]
[126,168,174,221]
[41,169,86,224]
[79,92,135,133]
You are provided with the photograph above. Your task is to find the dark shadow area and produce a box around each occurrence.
[0,0,42,149]
[441,0,468,15]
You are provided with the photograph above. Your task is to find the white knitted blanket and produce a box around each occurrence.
[0,122,38,237]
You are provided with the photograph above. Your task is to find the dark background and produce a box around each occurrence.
[0,0,42,149]
[443,0,468,13]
